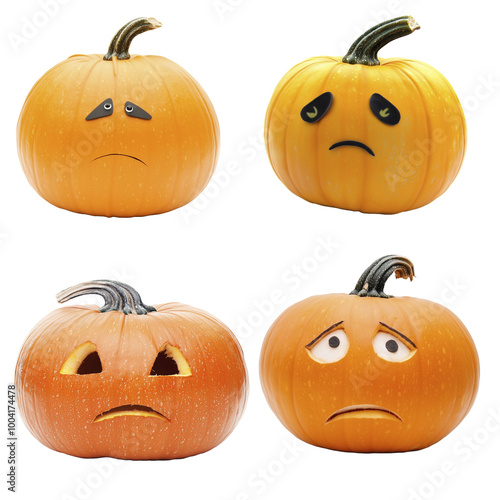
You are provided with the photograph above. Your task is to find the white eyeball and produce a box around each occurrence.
[373,332,413,362]
[307,329,349,363]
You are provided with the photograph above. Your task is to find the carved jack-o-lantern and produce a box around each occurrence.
[15,281,247,459]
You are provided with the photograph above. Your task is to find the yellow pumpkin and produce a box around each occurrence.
[265,16,466,214]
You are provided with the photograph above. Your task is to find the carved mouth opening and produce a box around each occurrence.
[329,141,375,157]
[326,404,402,423]
[93,405,169,423]
[92,153,147,165]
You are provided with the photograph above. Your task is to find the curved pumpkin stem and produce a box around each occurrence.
[104,17,162,61]
[56,280,157,315]
[342,16,420,66]
[350,255,415,298]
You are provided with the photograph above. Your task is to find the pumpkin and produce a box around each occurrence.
[15,281,247,459]
[17,18,220,217]
[260,256,479,452]
[264,16,466,214]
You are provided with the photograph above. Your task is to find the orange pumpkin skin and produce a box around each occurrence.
[260,257,479,452]
[264,17,466,214]
[17,18,219,217]
[15,282,247,460]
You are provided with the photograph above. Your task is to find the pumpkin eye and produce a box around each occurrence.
[124,101,152,120]
[60,341,103,375]
[306,328,349,363]
[150,343,192,377]
[300,92,333,123]
[85,98,114,121]
[369,93,401,125]
[373,332,414,362]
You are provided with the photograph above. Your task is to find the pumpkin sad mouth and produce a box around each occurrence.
[92,153,147,166]
[329,141,375,157]
[326,405,402,423]
[93,404,169,423]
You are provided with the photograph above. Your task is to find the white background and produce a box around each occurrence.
[1,0,499,499]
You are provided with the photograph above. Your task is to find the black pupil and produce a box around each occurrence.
[386,339,399,353]
[329,336,340,348]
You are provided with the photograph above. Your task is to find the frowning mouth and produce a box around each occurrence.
[93,405,169,423]
[329,141,375,157]
[92,153,147,165]
[326,405,402,423]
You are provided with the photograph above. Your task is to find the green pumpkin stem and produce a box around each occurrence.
[56,280,156,315]
[104,17,162,61]
[350,255,415,298]
[342,16,420,66]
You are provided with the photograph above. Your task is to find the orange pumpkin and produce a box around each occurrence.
[264,16,466,214]
[15,281,247,459]
[260,256,479,452]
[17,18,219,217]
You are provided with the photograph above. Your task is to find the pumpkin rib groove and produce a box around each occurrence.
[264,58,323,139]
[290,306,320,444]
[405,62,454,205]
[401,60,467,203]
[317,61,344,205]
[266,60,323,194]
[393,298,422,451]
[66,58,103,215]
[177,63,220,175]
[26,61,89,202]
[358,66,371,212]
[282,72,316,200]
[143,56,183,209]
[172,61,220,201]
[446,308,479,422]
[392,63,432,210]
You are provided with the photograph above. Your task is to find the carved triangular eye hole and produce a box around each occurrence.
[301,92,333,123]
[60,341,103,375]
[150,344,192,377]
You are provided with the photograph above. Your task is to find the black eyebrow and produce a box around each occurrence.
[305,321,344,348]
[379,322,417,348]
